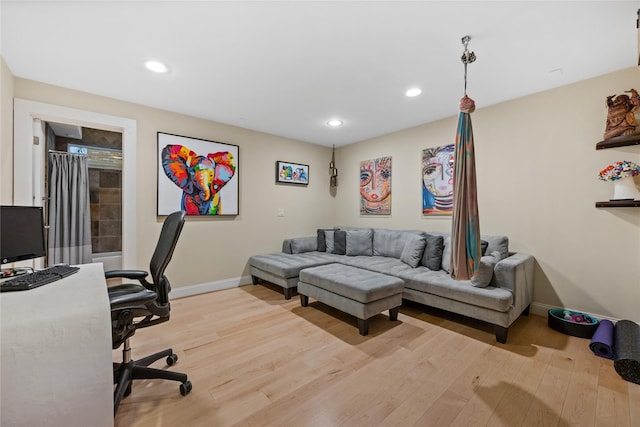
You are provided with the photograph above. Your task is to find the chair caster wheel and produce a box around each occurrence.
[167,354,178,366]
[180,381,192,396]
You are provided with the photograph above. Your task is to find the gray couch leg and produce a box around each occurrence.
[495,326,508,344]
[522,305,530,316]
[300,295,308,307]
[251,275,259,285]
[358,319,369,336]
[389,307,399,321]
[283,288,293,300]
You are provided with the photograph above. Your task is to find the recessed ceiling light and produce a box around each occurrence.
[327,119,343,127]
[405,88,422,97]
[144,60,169,73]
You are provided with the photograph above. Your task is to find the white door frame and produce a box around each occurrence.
[13,98,137,269]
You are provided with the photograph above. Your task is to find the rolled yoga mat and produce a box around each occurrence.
[589,319,615,359]
[613,320,640,385]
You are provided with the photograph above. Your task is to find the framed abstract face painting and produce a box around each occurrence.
[360,156,391,215]
[422,144,454,215]
[157,132,239,216]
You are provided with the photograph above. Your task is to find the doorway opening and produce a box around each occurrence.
[45,123,123,270]
[13,98,137,271]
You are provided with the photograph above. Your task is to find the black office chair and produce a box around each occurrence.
[107,210,191,415]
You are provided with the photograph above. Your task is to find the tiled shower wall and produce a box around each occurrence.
[54,127,122,254]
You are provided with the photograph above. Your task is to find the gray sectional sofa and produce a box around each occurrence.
[249,227,534,343]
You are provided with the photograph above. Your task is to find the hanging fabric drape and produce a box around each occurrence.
[47,152,93,265]
[450,36,481,280]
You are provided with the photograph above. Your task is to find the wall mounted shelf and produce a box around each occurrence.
[595,200,640,208]
[595,134,640,150]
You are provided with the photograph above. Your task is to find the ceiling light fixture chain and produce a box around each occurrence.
[461,35,476,96]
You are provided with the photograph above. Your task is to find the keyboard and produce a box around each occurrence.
[0,265,80,292]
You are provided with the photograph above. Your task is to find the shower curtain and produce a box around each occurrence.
[47,152,93,265]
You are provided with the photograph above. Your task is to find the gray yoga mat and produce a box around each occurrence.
[613,320,640,385]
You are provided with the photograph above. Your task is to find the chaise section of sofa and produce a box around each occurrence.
[248,227,534,342]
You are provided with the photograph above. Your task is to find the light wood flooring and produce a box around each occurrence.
[114,283,640,427]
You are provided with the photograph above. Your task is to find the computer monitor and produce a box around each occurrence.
[0,205,47,265]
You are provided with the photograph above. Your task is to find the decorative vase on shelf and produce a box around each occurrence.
[611,177,640,201]
[598,160,640,201]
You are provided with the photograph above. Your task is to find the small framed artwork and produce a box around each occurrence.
[422,144,454,215]
[360,156,391,215]
[157,132,239,216]
[276,161,309,185]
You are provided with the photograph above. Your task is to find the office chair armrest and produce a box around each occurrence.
[105,269,149,280]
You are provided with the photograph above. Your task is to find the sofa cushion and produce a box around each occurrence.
[470,251,500,288]
[481,240,489,256]
[324,230,336,253]
[249,252,338,278]
[422,233,444,270]
[338,255,416,277]
[400,234,427,268]
[373,229,423,258]
[398,267,513,312]
[345,229,373,256]
[290,237,318,254]
[333,230,347,255]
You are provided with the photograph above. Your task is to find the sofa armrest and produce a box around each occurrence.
[493,252,534,312]
[282,236,317,254]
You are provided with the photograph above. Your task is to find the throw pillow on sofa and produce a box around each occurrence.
[345,229,373,256]
[470,251,501,287]
[400,234,427,267]
[422,233,444,270]
[481,240,488,256]
[324,230,336,253]
[333,230,347,255]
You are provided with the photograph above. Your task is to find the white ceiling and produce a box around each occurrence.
[1,1,638,147]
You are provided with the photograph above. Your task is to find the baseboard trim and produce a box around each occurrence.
[171,275,252,299]
[530,302,620,323]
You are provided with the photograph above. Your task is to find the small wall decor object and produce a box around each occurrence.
[422,144,455,215]
[598,160,640,200]
[157,132,239,216]
[329,145,338,188]
[603,89,640,140]
[360,156,391,215]
[276,161,309,185]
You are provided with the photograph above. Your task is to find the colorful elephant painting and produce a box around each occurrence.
[161,144,236,215]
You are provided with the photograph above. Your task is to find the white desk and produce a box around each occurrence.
[1,263,113,427]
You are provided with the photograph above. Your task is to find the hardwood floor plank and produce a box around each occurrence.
[557,336,601,427]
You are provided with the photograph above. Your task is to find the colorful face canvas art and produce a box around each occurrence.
[157,133,239,216]
[422,144,454,215]
[360,156,391,215]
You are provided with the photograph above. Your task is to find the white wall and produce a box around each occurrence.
[334,66,640,322]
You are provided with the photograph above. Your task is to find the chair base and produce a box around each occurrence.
[113,345,191,415]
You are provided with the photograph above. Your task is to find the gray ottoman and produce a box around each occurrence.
[298,263,404,335]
